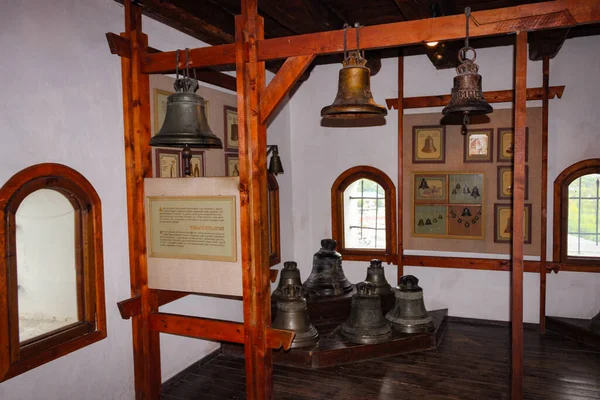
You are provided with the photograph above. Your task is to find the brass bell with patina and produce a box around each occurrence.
[150,77,223,150]
[272,261,303,300]
[340,282,392,344]
[364,259,393,296]
[386,275,435,334]
[321,23,387,119]
[272,284,319,349]
[303,239,353,297]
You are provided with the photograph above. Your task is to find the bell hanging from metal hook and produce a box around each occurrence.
[321,23,387,119]
[150,49,223,175]
[442,8,492,127]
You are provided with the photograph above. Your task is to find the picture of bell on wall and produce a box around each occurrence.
[414,174,447,203]
[447,205,483,239]
[497,165,529,200]
[497,127,529,163]
[414,205,447,236]
[448,173,484,205]
[412,126,446,164]
[494,203,532,244]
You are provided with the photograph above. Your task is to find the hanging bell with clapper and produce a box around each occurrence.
[442,8,492,128]
[272,284,319,349]
[386,275,435,334]
[321,23,387,119]
[340,282,392,344]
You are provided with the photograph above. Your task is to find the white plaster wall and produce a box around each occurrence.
[286,36,600,324]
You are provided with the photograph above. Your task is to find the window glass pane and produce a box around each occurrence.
[580,174,600,198]
[343,179,386,249]
[568,234,600,257]
[16,189,78,342]
[580,199,598,233]
[568,199,579,233]
[568,177,580,197]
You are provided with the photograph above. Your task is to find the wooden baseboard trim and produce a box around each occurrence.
[448,316,539,330]
[161,347,222,391]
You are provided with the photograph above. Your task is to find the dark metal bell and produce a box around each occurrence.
[418,218,425,226]
[341,282,392,344]
[364,259,393,296]
[386,275,435,334]
[303,239,353,297]
[321,51,387,119]
[462,207,472,217]
[149,78,223,149]
[418,178,429,190]
[268,148,285,175]
[470,185,481,199]
[272,284,319,349]
[442,50,493,121]
[272,261,303,300]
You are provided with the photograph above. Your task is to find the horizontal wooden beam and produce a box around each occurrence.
[149,313,295,350]
[117,290,189,320]
[386,86,565,110]
[141,0,599,73]
[403,255,542,273]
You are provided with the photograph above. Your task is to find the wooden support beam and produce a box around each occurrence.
[403,255,542,273]
[385,86,565,110]
[143,0,600,74]
[397,55,405,282]
[259,54,315,124]
[539,56,550,334]
[149,313,294,350]
[106,32,131,58]
[512,31,528,400]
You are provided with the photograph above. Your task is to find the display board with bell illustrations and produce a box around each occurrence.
[413,172,484,239]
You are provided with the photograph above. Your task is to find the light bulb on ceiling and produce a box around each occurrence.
[426,41,439,47]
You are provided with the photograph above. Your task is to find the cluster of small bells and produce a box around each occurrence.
[271,239,434,348]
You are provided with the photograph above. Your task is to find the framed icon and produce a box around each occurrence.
[190,150,205,177]
[497,127,529,163]
[225,154,240,177]
[494,203,532,244]
[497,166,529,200]
[224,106,238,152]
[464,129,493,163]
[412,125,446,163]
[155,149,182,178]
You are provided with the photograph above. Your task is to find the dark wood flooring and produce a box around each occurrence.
[162,319,600,400]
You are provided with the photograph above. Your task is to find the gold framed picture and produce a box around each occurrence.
[497,166,529,200]
[464,129,493,163]
[190,150,205,177]
[494,203,532,244]
[224,105,238,152]
[225,153,239,177]
[497,127,529,162]
[155,149,182,178]
[412,125,445,164]
[414,174,447,204]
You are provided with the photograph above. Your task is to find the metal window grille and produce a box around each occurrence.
[567,175,600,256]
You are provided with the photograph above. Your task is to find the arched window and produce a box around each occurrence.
[554,159,600,265]
[0,164,106,381]
[331,166,397,263]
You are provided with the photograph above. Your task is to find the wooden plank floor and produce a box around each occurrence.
[162,319,600,399]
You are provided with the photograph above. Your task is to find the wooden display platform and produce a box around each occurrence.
[546,316,600,349]
[223,309,447,369]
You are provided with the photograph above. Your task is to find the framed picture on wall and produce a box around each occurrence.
[494,203,532,244]
[414,174,447,204]
[224,106,238,152]
[497,166,529,200]
[463,129,493,163]
[497,127,529,162]
[190,150,205,177]
[225,154,240,177]
[412,125,446,164]
[154,149,182,178]
[153,89,172,136]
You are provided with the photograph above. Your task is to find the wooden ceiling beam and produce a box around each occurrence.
[142,0,600,74]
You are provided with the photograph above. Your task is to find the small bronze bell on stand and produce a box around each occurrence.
[149,49,223,176]
[421,135,437,153]
[386,275,435,334]
[272,261,303,300]
[321,23,387,119]
[303,239,353,297]
[272,284,319,349]
[364,259,393,296]
[441,8,492,129]
[340,282,392,344]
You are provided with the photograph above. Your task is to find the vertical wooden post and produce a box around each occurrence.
[397,55,405,281]
[512,31,528,400]
[539,56,550,334]
[121,2,161,399]
[236,0,273,397]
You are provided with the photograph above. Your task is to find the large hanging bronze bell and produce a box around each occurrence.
[320,51,387,119]
[303,239,353,297]
[272,261,303,300]
[386,275,435,334]
[364,259,393,296]
[272,284,319,349]
[340,282,392,344]
[149,77,223,149]
[442,48,492,121]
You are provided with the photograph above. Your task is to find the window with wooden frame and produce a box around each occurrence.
[554,159,600,266]
[331,166,397,263]
[0,163,106,381]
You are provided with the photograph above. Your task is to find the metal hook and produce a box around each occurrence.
[175,49,180,80]
[464,7,471,50]
[354,22,363,58]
